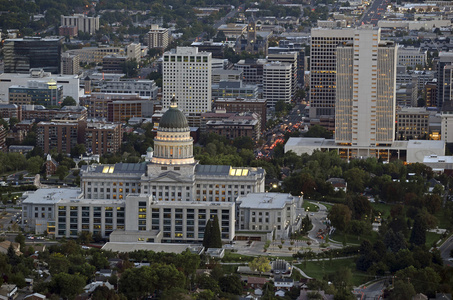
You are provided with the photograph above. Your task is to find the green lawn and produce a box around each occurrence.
[222,251,255,263]
[330,230,380,245]
[371,202,392,219]
[322,203,333,211]
[426,231,442,247]
[434,210,452,230]
[296,258,371,286]
[303,202,319,212]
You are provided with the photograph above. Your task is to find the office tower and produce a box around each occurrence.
[61,53,80,75]
[147,24,169,49]
[3,37,62,74]
[436,52,453,109]
[263,61,292,108]
[268,40,306,86]
[309,28,354,119]
[335,27,397,147]
[162,47,212,117]
[267,52,298,98]
[60,14,100,35]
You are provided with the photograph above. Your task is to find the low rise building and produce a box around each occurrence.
[22,106,87,121]
[102,55,127,74]
[212,81,259,100]
[396,107,429,140]
[21,188,82,235]
[214,97,267,130]
[98,79,158,99]
[0,104,21,121]
[9,145,34,154]
[237,193,303,239]
[217,23,248,38]
[211,69,242,84]
[285,137,445,163]
[9,80,63,107]
[206,113,261,141]
[397,46,427,68]
[0,69,82,102]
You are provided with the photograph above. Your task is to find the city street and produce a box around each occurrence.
[439,235,453,267]
[359,0,389,26]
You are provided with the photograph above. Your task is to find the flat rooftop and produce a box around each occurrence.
[285,137,445,151]
[237,193,295,209]
[22,188,81,204]
[101,242,202,253]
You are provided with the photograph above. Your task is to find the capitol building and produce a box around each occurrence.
[21,98,302,244]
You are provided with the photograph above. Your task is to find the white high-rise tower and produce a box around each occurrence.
[162,47,212,118]
[335,27,397,147]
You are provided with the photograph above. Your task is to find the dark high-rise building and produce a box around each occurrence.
[436,52,453,109]
[3,37,63,74]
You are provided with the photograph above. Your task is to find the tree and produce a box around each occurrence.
[55,165,69,180]
[14,233,25,249]
[89,251,109,269]
[210,215,222,248]
[26,156,44,174]
[71,144,86,157]
[196,274,220,295]
[202,219,212,248]
[203,217,222,249]
[409,216,426,246]
[9,117,19,128]
[50,273,86,300]
[384,229,406,253]
[92,286,120,300]
[49,253,70,274]
[78,231,93,245]
[389,280,416,300]
[61,96,77,107]
[219,274,243,295]
[119,266,157,299]
[248,257,271,275]
[344,168,369,193]
[348,220,367,239]
[304,125,333,139]
[328,204,352,232]
[121,59,139,78]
